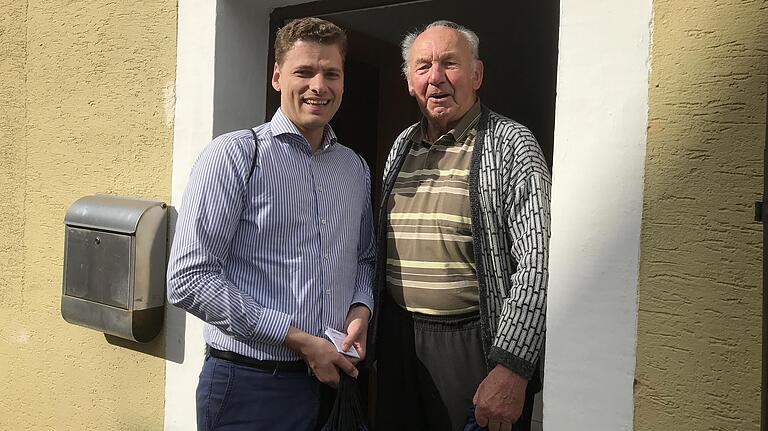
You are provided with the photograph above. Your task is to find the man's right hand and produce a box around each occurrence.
[284,326,358,387]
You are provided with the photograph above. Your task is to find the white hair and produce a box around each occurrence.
[400,20,480,76]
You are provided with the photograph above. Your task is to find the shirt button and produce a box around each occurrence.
[325,289,332,295]
[317,185,323,192]
[323,253,330,260]
[321,218,327,225]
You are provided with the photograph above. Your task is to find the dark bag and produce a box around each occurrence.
[320,372,369,431]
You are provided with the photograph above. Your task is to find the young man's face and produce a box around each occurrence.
[272,41,344,137]
[407,26,483,130]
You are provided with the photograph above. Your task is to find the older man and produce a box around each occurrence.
[369,21,551,431]
[167,18,374,431]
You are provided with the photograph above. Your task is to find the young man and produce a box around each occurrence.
[369,21,551,431]
[167,17,374,431]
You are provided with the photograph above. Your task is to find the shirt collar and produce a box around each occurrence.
[270,108,338,150]
[408,99,482,145]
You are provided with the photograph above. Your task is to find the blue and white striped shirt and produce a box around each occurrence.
[167,109,375,361]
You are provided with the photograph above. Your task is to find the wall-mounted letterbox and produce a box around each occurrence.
[62,195,167,342]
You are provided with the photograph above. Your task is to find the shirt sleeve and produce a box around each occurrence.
[488,128,551,379]
[166,133,292,345]
[351,158,376,312]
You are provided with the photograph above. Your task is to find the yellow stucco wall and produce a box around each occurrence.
[636,1,767,429]
[0,1,177,429]
[0,1,27,319]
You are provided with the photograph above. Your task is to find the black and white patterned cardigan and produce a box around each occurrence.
[367,105,551,380]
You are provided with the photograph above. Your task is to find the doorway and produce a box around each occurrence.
[267,0,559,212]
[266,1,559,429]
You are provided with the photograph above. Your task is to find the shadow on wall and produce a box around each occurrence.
[634,31,766,429]
[106,206,186,364]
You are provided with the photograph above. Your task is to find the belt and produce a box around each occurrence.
[206,345,309,374]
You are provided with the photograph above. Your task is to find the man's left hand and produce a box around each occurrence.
[341,304,370,362]
[472,364,528,431]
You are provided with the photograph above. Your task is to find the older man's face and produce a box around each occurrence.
[407,26,483,132]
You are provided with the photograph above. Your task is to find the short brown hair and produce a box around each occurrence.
[274,17,347,64]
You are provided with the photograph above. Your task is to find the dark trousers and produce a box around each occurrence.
[375,293,538,431]
[196,355,320,431]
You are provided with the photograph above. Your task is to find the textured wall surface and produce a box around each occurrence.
[0,1,27,316]
[635,1,767,429]
[0,1,177,429]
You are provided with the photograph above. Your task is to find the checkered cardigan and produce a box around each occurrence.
[368,105,551,380]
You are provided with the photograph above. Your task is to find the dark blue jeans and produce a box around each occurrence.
[196,355,320,431]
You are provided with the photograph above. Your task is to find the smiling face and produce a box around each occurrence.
[272,40,344,144]
[406,26,483,137]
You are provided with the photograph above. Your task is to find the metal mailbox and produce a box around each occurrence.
[62,195,167,342]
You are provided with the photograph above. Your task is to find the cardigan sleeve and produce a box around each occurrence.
[487,124,552,379]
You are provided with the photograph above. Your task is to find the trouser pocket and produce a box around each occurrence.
[197,356,235,431]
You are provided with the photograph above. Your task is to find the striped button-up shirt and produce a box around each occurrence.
[167,109,375,361]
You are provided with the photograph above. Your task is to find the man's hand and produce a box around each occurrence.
[472,365,528,431]
[284,326,358,387]
[341,304,370,362]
